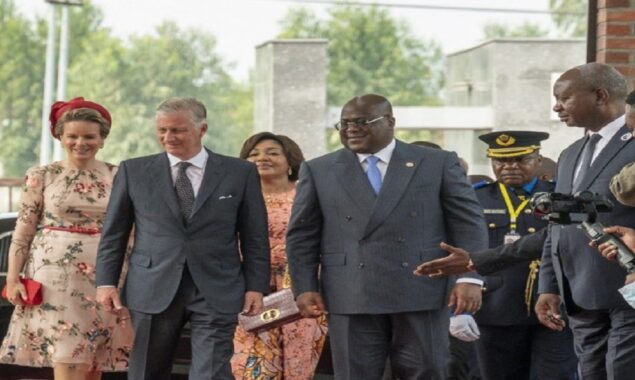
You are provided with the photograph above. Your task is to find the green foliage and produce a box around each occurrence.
[277,5,444,107]
[0,0,252,176]
[550,0,587,37]
[483,21,550,39]
[0,0,45,176]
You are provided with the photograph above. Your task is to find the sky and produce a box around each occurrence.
[15,0,560,81]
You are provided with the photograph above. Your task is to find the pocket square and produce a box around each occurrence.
[218,194,234,200]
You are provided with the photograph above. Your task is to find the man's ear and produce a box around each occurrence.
[388,116,396,129]
[595,88,610,105]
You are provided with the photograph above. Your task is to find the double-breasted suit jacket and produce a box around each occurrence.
[286,140,488,314]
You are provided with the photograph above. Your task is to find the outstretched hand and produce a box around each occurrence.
[414,242,473,277]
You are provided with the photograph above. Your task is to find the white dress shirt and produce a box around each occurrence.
[574,114,625,181]
[356,138,396,178]
[98,148,208,289]
[167,148,208,197]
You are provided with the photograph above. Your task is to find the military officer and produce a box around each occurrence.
[473,131,577,380]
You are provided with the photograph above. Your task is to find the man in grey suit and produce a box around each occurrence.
[286,94,488,379]
[535,63,635,380]
[95,98,270,380]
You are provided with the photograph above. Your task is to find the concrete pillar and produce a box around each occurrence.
[254,39,328,159]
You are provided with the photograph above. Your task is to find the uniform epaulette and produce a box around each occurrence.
[472,180,491,190]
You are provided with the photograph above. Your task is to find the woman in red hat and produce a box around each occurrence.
[0,98,133,379]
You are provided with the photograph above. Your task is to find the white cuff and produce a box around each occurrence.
[456,278,484,287]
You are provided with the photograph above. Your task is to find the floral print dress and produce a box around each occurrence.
[0,161,133,371]
[232,188,328,380]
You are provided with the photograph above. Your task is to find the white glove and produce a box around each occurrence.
[619,282,635,309]
[449,314,480,342]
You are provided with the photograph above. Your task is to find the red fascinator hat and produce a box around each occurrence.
[48,97,112,138]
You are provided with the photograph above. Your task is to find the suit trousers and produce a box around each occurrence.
[328,310,449,380]
[474,323,577,380]
[128,267,237,380]
[447,336,481,380]
[568,308,635,380]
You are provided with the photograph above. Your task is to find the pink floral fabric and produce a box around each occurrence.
[0,162,133,371]
[232,188,328,380]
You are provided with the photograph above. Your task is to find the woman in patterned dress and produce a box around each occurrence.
[232,132,328,380]
[0,98,133,380]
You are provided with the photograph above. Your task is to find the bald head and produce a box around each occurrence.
[553,63,627,131]
[339,93,395,154]
[342,94,393,118]
[560,63,627,102]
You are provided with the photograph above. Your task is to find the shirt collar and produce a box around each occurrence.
[520,177,538,194]
[589,114,625,141]
[167,147,208,168]
[356,139,396,164]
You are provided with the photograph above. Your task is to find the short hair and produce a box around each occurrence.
[156,97,207,126]
[239,132,305,181]
[626,90,635,106]
[55,108,111,139]
[575,63,627,101]
[343,94,393,116]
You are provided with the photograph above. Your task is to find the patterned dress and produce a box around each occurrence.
[0,161,133,371]
[232,188,328,380]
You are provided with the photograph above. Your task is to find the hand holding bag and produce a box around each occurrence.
[238,288,302,333]
[238,266,301,333]
[1,278,43,306]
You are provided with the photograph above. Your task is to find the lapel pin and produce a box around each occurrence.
[621,133,632,141]
[406,162,414,167]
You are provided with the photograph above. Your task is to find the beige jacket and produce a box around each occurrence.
[610,161,635,207]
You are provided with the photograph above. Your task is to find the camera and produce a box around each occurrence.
[530,191,612,224]
[530,191,635,273]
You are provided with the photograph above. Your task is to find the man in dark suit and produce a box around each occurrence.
[414,228,548,277]
[95,98,271,380]
[536,62,635,380]
[471,131,576,380]
[286,94,488,379]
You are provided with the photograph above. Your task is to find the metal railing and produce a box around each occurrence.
[0,178,22,213]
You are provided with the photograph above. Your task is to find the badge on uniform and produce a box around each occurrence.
[504,231,521,244]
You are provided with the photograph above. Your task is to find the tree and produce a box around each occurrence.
[482,21,550,39]
[0,1,253,176]
[550,0,587,37]
[0,0,46,176]
[278,5,444,106]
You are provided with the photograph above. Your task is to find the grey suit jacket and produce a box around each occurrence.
[538,126,635,310]
[96,149,271,314]
[286,140,488,314]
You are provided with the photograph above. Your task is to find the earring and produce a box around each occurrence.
[288,167,293,176]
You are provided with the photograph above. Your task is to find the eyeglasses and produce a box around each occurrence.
[334,116,386,131]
